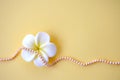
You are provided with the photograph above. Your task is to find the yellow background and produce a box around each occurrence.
[0,0,120,80]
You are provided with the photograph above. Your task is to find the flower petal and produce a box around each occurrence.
[33,55,48,67]
[21,50,36,62]
[22,34,35,49]
[35,32,50,46]
[42,43,57,57]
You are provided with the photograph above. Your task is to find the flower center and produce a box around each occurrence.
[34,45,41,52]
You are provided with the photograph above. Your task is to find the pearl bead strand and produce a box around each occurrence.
[46,56,120,67]
[0,47,120,67]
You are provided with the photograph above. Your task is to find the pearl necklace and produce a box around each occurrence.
[0,47,120,67]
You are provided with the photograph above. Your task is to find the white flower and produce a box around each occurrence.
[21,32,57,67]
